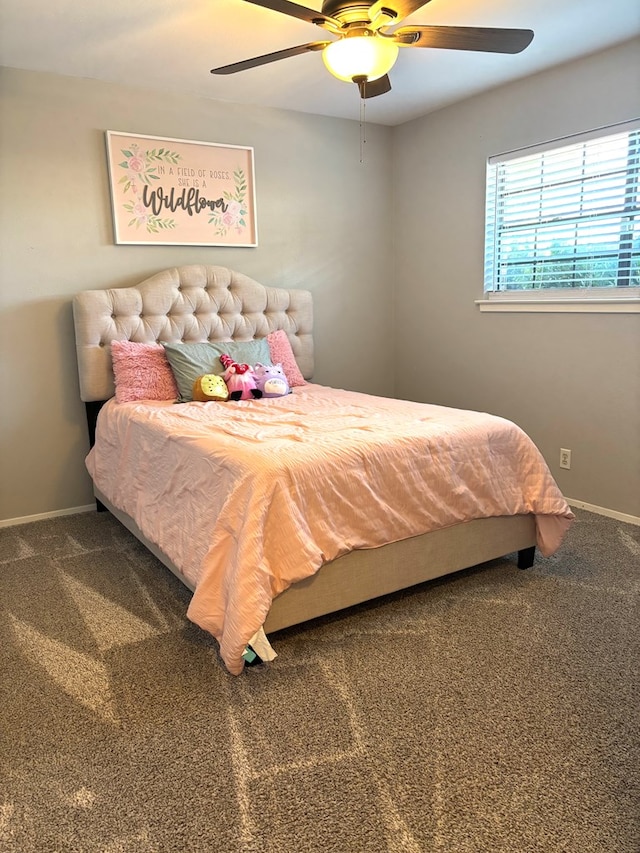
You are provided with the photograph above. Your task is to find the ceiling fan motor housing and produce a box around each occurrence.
[321,0,394,26]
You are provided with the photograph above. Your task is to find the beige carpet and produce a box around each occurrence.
[1,507,638,852]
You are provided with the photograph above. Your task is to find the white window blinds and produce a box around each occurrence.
[484,120,640,293]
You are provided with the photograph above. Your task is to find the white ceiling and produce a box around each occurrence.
[1,0,639,126]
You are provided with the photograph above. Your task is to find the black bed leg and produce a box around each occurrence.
[517,546,535,570]
[96,498,107,513]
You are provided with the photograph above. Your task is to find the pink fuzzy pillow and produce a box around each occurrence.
[111,340,179,403]
[266,330,306,387]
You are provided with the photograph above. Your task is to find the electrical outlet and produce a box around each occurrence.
[560,448,571,470]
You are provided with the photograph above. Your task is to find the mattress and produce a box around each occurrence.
[86,383,573,674]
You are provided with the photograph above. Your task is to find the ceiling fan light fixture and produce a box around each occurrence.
[322,35,399,83]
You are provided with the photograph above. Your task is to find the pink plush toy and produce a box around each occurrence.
[219,354,262,401]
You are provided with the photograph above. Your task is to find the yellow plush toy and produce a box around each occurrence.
[192,373,229,402]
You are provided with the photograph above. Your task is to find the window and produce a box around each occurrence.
[480,120,640,312]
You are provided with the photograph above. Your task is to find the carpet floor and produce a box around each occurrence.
[1,507,638,852]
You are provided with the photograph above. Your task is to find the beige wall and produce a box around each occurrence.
[1,41,639,523]
[392,38,640,518]
[0,68,393,521]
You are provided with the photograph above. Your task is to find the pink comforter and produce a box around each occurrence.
[86,384,573,674]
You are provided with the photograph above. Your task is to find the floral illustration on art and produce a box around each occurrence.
[209,169,249,236]
[117,144,180,233]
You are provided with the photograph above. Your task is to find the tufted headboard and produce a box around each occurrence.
[72,264,314,403]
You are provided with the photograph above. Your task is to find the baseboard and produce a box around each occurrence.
[2,499,638,530]
[567,498,640,527]
[0,504,96,529]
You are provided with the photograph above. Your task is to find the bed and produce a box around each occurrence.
[73,264,573,674]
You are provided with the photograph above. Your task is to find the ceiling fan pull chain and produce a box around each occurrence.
[359,79,366,164]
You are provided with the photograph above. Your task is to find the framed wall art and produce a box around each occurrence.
[105,131,258,247]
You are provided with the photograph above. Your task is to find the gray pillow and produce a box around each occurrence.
[163,339,271,402]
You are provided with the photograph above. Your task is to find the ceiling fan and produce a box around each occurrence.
[211,0,534,99]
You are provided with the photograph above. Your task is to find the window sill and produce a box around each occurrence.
[475,298,640,313]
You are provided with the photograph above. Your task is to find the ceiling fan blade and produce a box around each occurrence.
[393,25,534,54]
[355,74,392,99]
[211,41,329,74]
[369,0,432,25]
[243,0,340,31]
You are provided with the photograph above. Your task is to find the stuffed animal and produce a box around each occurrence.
[192,373,229,402]
[219,354,262,401]
[253,362,290,398]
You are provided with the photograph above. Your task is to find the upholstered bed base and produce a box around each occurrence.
[74,264,537,642]
[95,487,536,635]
